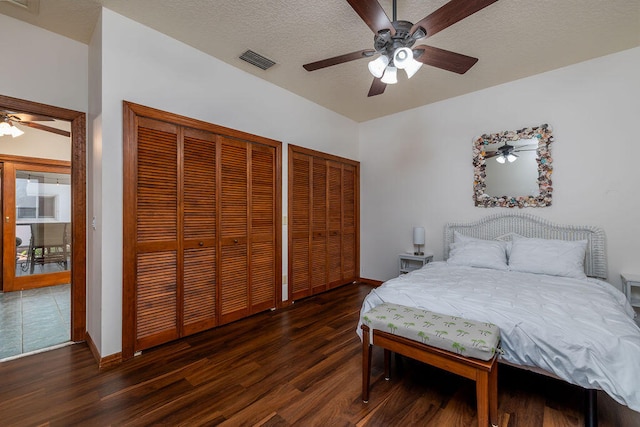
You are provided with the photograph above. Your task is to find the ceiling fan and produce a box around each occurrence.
[484,142,538,163]
[0,110,71,138]
[303,0,499,97]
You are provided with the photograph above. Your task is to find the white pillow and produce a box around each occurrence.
[448,233,509,270]
[453,231,514,257]
[508,235,588,279]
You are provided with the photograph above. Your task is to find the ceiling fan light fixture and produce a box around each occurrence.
[393,47,423,79]
[302,0,494,98]
[404,56,423,79]
[507,153,517,162]
[0,121,11,135]
[12,126,24,138]
[393,47,412,70]
[381,66,398,84]
[0,120,24,138]
[496,155,506,164]
[368,55,389,78]
[411,27,427,40]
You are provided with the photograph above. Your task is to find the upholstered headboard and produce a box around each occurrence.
[444,213,607,279]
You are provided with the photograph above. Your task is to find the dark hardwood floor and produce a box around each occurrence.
[1,282,638,426]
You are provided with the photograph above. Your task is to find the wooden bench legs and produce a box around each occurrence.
[362,329,373,403]
[362,325,498,427]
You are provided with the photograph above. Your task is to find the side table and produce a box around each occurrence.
[399,253,433,275]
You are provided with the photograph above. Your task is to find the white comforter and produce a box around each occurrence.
[357,262,640,411]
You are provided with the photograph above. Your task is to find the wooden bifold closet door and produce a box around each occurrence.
[123,102,281,359]
[219,137,278,324]
[130,121,218,348]
[289,145,359,301]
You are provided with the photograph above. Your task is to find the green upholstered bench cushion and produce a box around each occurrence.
[362,302,500,361]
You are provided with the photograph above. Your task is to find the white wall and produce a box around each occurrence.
[92,8,360,356]
[0,14,80,162]
[359,47,640,292]
[0,14,87,113]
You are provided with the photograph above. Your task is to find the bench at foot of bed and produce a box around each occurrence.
[361,303,500,427]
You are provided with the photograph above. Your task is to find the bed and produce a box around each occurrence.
[357,213,640,422]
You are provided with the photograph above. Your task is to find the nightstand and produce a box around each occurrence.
[621,273,640,310]
[399,253,433,275]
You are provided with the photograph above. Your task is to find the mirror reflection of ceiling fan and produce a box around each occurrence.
[303,0,499,97]
[0,110,71,138]
[485,142,537,163]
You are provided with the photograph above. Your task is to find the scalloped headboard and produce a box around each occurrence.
[444,213,607,279]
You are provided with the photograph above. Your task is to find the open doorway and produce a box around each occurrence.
[1,161,72,359]
[0,94,86,360]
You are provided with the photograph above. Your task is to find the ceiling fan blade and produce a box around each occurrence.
[303,49,375,71]
[4,112,56,122]
[367,78,386,97]
[411,0,498,38]
[18,121,71,137]
[346,0,395,35]
[415,45,478,74]
[484,151,499,158]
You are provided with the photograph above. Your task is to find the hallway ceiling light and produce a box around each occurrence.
[0,118,24,138]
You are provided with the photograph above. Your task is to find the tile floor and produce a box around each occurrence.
[0,284,70,360]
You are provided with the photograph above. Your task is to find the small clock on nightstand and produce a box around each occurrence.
[399,253,434,275]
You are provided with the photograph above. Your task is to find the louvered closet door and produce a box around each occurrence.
[288,145,359,300]
[135,117,180,350]
[249,144,277,313]
[182,127,217,336]
[124,102,282,359]
[219,137,250,324]
[290,152,311,300]
[327,161,343,288]
[311,158,328,293]
[219,137,277,322]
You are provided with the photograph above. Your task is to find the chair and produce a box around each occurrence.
[27,223,70,274]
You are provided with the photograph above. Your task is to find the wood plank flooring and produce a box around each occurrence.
[1,282,638,426]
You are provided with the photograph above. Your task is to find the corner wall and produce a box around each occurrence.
[359,47,640,291]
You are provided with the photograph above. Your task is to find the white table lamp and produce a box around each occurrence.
[413,226,425,255]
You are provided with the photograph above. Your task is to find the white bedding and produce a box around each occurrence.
[357,262,640,411]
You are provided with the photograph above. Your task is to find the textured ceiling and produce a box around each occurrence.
[1,0,639,122]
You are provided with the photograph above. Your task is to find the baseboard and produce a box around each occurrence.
[85,331,122,370]
[358,277,384,287]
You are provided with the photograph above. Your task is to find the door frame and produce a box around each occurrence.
[0,94,86,342]
[2,160,72,291]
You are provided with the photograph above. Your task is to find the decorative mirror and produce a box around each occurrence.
[473,124,553,208]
